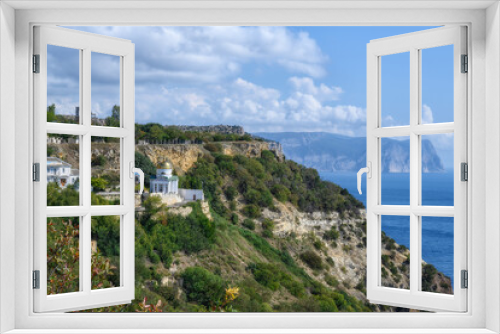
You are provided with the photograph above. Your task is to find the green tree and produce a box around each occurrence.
[181,267,225,306]
[91,177,109,191]
[47,103,56,122]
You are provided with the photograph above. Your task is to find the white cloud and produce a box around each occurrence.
[132,76,366,136]
[289,77,342,102]
[422,104,434,124]
[69,26,329,86]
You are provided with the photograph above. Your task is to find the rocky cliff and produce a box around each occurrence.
[256,132,445,173]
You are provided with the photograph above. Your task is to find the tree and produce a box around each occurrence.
[47,103,56,122]
[91,177,108,191]
[181,267,225,306]
[106,105,120,127]
[135,152,157,188]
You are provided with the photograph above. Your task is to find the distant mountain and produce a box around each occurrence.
[254,132,444,173]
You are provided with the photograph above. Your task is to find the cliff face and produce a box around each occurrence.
[49,141,283,175]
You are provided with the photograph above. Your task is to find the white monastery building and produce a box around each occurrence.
[47,157,79,189]
[149,161,204,205]
[150,162,179,194]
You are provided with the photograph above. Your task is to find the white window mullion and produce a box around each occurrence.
[409,47,420,295]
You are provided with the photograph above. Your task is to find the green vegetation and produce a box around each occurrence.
[135,123,254,144]
[44,122,453,313]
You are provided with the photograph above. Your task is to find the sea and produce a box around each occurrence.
[319,170,455,286]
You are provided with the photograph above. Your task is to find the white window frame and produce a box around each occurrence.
[33,25,136,313]
[365,26,468,312]
[0,1,499,333]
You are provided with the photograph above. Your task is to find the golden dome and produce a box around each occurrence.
[158,161,172,169]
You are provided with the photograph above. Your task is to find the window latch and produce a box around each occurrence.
[357,162,372,195]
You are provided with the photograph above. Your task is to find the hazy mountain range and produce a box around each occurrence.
[254,132,444,173]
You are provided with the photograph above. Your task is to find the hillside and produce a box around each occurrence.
[255,132,444,173]
[46,136,452,313]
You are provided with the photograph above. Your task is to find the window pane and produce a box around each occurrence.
[47,217,80,295]
[91,215,121,290]
[381,52,410,127]
[381,215,410,289]
[91,137,120,205]
[47,134,80,206]
[381,137,410,205]
[47,45,80,124]
[421,134,454,206]
[91,52,121,127]
[421,45,454,124]
[421,216,453,295]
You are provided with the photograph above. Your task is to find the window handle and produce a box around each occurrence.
[357,162,372,195]
[130,163,144,195]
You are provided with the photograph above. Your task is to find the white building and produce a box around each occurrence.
[150,162,179,194]
[47,157,79,189]
[149,162,204,205]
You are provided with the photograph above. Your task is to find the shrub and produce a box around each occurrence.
[300,250,323,270]
[261,219,275,231]
[323,227,339,241]
[181,267,225,306]
[230,213,239,225]
[262,230,273,238]
[91,177,108,191]
[241,204,261,218]
[224,186,238,201]
[204,143,222,152]
[324,274,339,287]
[242,219,256,230]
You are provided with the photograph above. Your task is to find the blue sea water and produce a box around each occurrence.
[319,170,455,286]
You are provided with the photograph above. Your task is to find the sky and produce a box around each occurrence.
[48,26,454,167]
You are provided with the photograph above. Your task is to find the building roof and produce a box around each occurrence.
[47,157,72,168]
[151,175,179,181]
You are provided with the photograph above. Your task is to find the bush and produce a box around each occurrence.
[323,227,339,241]
[91,177,108,191]
[262,230,273,238]
[261,219,275,231]
[241,204,261,218]
[225,186,238,201]
[300,251,323,270]
[242,219,256,230]
[230,213,239,225]
[181,267,225,306]
[204,143,222,153]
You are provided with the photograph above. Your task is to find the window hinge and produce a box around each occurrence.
[461,54,468,73]
[33,163,40,182]
[461,162,468,181]
[461,270,468,289]
[33,270,40,289]
[33,54,40,73]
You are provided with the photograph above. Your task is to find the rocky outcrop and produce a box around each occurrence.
[258,201,451,302]
[220,142,284,161]
[176,125,245,135]
[136,144,205,174]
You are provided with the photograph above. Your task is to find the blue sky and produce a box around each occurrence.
[49,26,454,166]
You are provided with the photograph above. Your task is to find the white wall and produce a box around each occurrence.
[179,189,204,201]
[0,2,16,333]
[485,2,500,332]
